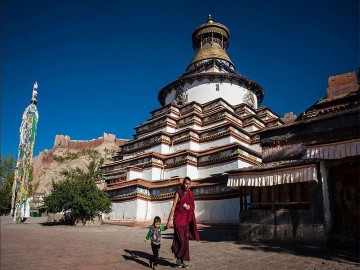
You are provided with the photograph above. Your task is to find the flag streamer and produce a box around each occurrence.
[11,82,39,223]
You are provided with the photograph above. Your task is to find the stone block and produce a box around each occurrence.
[72,214,102,226]
[239,223,275,241]
[275,209,291,225]
[275,224,293,240]
[47,212,66,223]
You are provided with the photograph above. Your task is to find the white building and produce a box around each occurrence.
[102,15,283,224]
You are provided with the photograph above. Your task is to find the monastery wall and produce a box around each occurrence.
[127,169,143,180]
[195,198,240,223]
[199,137,233,151]
[106,198,240,223]
[173,141,197,152]
[198,160,239,178]
[163,164,198,180]
[108,199,138,220]
[142,167,163,181]
[53,132,126,151]
[136,126,175,139]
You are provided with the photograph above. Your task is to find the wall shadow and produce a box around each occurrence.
[192,226,359,265]
[159,226,240,242]
[238,240,360,265]
[197,226,240,242]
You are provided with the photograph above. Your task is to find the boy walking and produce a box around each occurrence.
[145,216,168,269]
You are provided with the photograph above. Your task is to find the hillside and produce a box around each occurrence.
[31,133,127,194]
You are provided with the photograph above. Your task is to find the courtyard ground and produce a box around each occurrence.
[1,216,359,270]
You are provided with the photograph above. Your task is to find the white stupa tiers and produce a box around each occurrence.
[101,15,283,223]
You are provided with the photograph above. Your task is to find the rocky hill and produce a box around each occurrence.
[32,133,127,194]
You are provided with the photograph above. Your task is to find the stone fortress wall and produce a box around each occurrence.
[32,133,128,194]
[53,132,126,150]
[36,132,127,165]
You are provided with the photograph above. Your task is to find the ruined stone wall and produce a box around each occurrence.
[66,138,104,150]
[326,71,359,99]
[53,133,127,151]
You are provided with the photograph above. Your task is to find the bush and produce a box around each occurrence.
[43,159,111,220]
[0,155,16,215]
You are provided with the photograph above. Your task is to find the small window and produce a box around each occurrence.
[216,84,220,91]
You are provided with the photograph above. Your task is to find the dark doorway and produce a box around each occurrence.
[329,159,359,244]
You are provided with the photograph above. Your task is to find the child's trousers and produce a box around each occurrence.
[150,242,161,265]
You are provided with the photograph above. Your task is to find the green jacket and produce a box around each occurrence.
[145,225,167,244]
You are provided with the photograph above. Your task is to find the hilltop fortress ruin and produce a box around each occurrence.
[32,133,127,193]
[53,133,126,151]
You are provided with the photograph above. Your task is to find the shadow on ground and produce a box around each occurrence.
[40,221,71,226]
[159,226,240,242]
[239,240,360,265]
[198,226,240,242]
[163,226,359,266]
[123,249,177,268]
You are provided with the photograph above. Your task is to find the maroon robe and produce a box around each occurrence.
[171,186,200,261]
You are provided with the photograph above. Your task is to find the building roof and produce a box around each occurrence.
[261,71,360,136]
[227,159,319,187]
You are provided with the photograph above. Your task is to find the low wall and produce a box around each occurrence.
[47,213,102,226]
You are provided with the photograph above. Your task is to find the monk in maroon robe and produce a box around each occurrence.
[166,177,200,268]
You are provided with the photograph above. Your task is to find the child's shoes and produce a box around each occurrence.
[149,258,153,268]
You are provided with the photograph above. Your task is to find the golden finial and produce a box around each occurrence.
[207,14,213,23]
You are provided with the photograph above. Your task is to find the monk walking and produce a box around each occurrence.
[166,176,200,268]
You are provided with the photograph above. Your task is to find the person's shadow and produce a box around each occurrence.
[123,249,177,268]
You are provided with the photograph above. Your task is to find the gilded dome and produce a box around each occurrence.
[189,15,234,69]
[190,43,233,66]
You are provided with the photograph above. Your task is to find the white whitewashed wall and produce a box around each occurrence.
[141,167,163,181]
[195,198,240,223]
[127,169,143,180]
[198,160,239,178]
[108,198,241,224]
[107,199,138,220]
[164,164,198,180]
[165,79,258,108]
[199,137,232,151]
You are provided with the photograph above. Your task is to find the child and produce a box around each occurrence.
[145,216,168,270]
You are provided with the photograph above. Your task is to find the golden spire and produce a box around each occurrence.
[189,15,233,67]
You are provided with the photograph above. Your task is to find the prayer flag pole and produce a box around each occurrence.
[11,81,39,223]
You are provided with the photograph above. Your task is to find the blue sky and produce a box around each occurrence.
[1,0,358,158]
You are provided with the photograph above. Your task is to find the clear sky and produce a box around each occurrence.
[1,0,359,158]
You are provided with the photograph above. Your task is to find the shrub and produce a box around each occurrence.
[0,155,16,215]
[43,159,111,220]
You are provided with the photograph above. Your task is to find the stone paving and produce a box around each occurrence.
[1,216,359,270]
